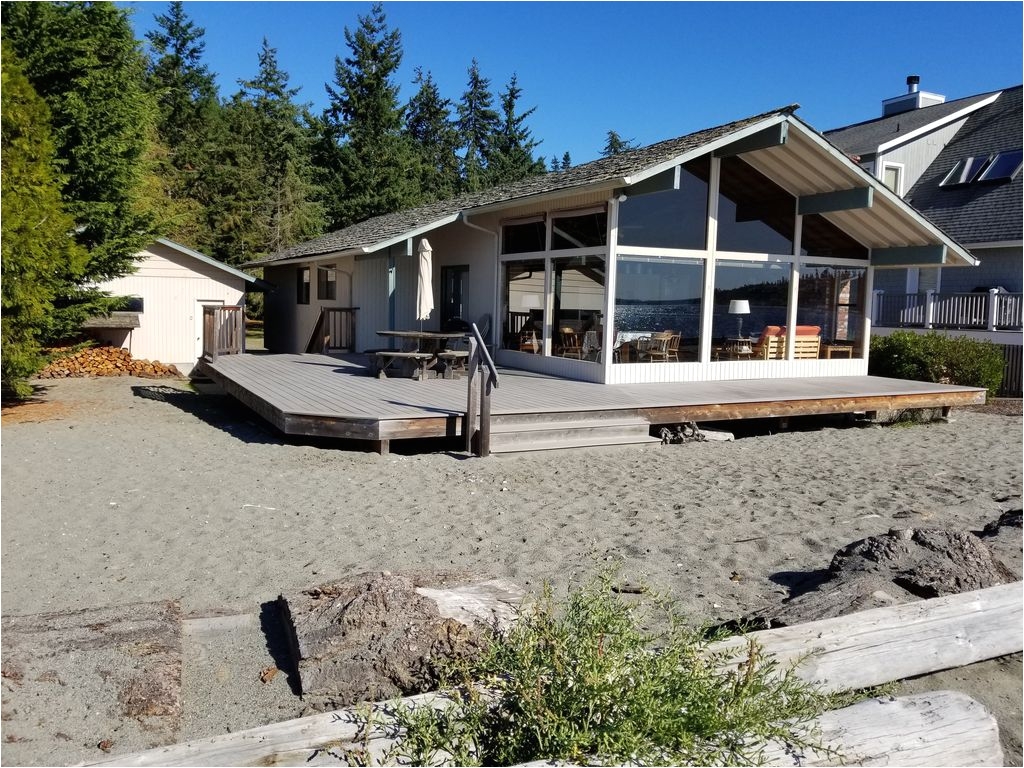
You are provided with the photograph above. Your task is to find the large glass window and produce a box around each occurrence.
[502,259,545,352]
[613,256,703,363]
[552,255,605,360]
[798,265,866,359]
[712,260,790,360]
[502,218,545,254]
[552,210,607,250]
[717,156,795,255]
[617,156,710,249]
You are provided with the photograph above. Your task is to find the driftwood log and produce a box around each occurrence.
[86,583,1021,767]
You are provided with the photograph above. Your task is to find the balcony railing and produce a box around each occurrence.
[872,289,1023,331]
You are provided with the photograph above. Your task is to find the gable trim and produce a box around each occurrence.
[875,92,1001,154]
[155,238,260,284]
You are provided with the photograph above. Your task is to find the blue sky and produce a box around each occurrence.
[122,1,1023,166]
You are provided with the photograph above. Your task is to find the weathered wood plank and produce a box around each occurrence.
[710,581,1023,692]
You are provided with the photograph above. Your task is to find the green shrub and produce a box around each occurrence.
[378,575,845,766]
[870,331,1004,396]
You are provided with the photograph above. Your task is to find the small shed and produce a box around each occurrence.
[87,239,261,374]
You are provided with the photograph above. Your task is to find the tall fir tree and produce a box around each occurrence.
[1,0,158,337]
[457,59,499,193]
[212,40,324,264]
[318,3,419,228]
[601,130,638,157]
[405,67,461,201]
[485,74,546,186]
[144,1,222,245]
[1,44,88,396]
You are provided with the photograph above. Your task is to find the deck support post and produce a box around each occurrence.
[374,439,390,455]
[479,372,492,458]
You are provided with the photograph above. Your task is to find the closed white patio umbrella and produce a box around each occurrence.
[417,238,434,322]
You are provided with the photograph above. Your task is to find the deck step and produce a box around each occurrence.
[487,416,660,454]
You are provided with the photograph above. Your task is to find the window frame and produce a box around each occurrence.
[881,161,905,195]
[317,264,337,301]
[296,266,310,305]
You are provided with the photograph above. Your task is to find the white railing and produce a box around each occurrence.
[872,289,1023,331]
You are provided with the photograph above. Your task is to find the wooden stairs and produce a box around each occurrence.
[486,411,661,454]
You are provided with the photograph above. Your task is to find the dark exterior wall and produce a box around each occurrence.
[943,247,1023,293]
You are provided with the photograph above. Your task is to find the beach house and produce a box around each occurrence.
[251,104,978,386]
[826,79,1023,395]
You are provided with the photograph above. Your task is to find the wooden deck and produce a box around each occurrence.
[196,353,987,452]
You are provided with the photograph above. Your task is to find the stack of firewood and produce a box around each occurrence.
[38,346,181,379]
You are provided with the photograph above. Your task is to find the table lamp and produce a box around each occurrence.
[728,299,750,338]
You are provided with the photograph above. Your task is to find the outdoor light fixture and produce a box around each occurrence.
[728,299,750,338]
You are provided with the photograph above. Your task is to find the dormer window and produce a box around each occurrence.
[977,149,1022,182]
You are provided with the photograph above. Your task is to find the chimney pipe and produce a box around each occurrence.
[907,75,920,94]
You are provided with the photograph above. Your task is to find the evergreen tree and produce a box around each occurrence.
[212,40,324,263]
[144,1,222,245]
[319,3,419,228]
[601,130,637,156]
[2,1,158,336]
[405,67,461,201]
[1,45,87,396]
[560,151,572,170]
[457,59,499,193]
[485,73,546,186]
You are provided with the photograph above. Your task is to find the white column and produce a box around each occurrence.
[924,289,936,328]
[786,213,802,358]
[699,158,721,363]
[602,197,620,383]
[862,268,876,359]
[987,288,1000,331]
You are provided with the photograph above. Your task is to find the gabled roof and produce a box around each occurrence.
[156,238,264,285]
[823,92,999,158]
[249,103,977,269]
[903,86,1023,246]
[247,106,797,265]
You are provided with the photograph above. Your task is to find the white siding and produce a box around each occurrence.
[353,255,389,352]
[94,242,245,373]
[877,118,969,192]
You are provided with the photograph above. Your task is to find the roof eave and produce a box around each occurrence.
[156,238,261,283]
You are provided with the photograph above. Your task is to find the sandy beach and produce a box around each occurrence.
[1,375,1021,765]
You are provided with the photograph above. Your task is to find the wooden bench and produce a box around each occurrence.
[372,350,436,380]
[436,349,470,378]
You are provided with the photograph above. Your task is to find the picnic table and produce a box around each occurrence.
[373,330,468,380]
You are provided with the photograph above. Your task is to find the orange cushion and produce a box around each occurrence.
[754,325,783,346]
[781,325,821,337]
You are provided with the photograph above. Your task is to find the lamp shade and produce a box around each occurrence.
[728,299,750,315]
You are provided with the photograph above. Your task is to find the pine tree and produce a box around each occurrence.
[485,74,546,186]
[144,1,222,245]
[2,1,158,337]
[1,45,88,396]
[457,59,499,193]
[601,130,637,157]
[560,151,572,170]
[405,68,461,201]
[212,40,324,262]
[319,3,420,228]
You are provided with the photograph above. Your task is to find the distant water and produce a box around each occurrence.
[615,303,857,341]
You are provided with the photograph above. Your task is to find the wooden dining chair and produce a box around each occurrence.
[639,331,674,362]
[559,327,583,358]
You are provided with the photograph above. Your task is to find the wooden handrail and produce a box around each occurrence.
[305,307,358,353]
[465,322,499,457]
[202,305,244,361]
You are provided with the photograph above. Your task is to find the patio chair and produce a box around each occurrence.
[638,331,674,362]
[559,327,583,358]
[750,325,784,359]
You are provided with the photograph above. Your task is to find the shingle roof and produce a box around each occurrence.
[823,92,997,158]
[904,86,1022,245]
[249,105,798,265]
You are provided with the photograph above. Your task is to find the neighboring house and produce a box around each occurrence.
[826,78,1022,394]
[250,103,978,386]
[85,238,261,374]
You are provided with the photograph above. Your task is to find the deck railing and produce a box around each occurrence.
[872,289,1023,331]
[202,305,244,361]
[305,307,358,353]
[465,322,499,457]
